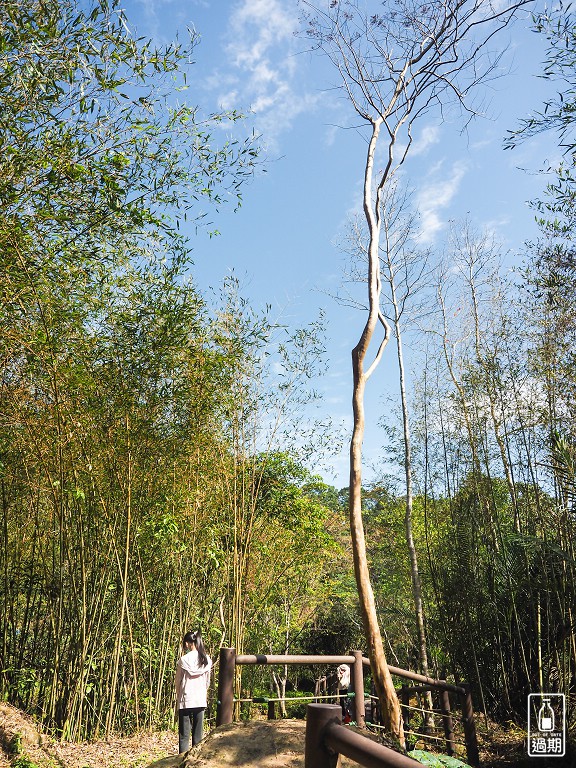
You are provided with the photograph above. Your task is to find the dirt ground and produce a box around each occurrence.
[0,703,179,768]
[178,720,364,768]
[2,700,571,768]
[0,704,374,768]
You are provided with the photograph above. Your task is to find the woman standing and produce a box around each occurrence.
[175,630,212,753]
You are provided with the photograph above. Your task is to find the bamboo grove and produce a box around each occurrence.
[371,218,576,724]
[0,0,338,740]
[2,0,576,746]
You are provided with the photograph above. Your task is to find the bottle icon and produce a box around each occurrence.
[538,698,555,731]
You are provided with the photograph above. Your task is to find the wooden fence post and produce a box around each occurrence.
[371,681,378,725]
[461,683,480,767]
[329,671,339,704]
[401,685,410,736]
[352,650,365,728]
[439,689,455,756]
[216,647,236,726]
[305,703,342,768]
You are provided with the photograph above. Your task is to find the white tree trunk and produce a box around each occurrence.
[348,117,404,744]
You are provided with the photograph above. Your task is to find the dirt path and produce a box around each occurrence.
[160,720,361,768]
[0,704,351,768]
[1,701,549,768]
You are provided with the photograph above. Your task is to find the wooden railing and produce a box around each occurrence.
[305,703,424,768]
[214,648,480,766]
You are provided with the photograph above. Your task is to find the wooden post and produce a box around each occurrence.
[323,719,426,768]
[352,650,365,728]
[461,684,480,767]
[305,703,342,768]
[329,671,339,704]
[401,684,410,736]
[268,700,276,720]
[216,647,235,726]
[439,688,455,756]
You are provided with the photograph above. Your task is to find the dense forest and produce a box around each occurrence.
[1,0,576,747]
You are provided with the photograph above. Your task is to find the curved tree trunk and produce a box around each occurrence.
[350,345,404,743]
[347,117,404,745]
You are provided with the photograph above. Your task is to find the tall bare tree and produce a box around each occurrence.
[341,183,435,724]
[301,0,532,741]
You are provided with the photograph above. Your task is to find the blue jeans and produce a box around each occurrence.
[178,707,205,753]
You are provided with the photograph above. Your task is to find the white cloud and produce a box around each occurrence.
[227,0,295,66]
[483,214,511,239]
[391,123,441,164]
[410,124,441,156]
[324,124,339,147]
[133,0,208,41]
[132,0,169,39]
[214,0,318,148]
[471,137,493,152]
[416,161,468,243]
[218,89,240,111]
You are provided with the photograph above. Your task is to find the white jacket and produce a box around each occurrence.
[175,650,212,709]
[337,664,350,689]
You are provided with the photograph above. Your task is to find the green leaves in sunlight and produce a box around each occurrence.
[0,0,263,741]
[0,0,259,272]
[411,750,470,768]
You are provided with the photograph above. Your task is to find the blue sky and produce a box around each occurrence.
[123,0,553,488]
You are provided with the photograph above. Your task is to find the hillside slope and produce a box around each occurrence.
[0,703,178,768]
[0,706,361,768]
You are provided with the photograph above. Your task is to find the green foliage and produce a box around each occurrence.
[362,485,418,666]
[551,431,576,508]
[239,452,344,654]
[0,0,257,255]
[505,4,576,155]
[283,690,310,719]
[12,756,39,768]
[7,0,576,744]
[0,0,266,742]
[8,733,23,755]
[411,750,470,768]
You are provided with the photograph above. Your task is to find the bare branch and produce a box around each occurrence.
[365,311,392,379]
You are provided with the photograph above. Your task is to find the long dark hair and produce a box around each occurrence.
[183,630,208,667]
